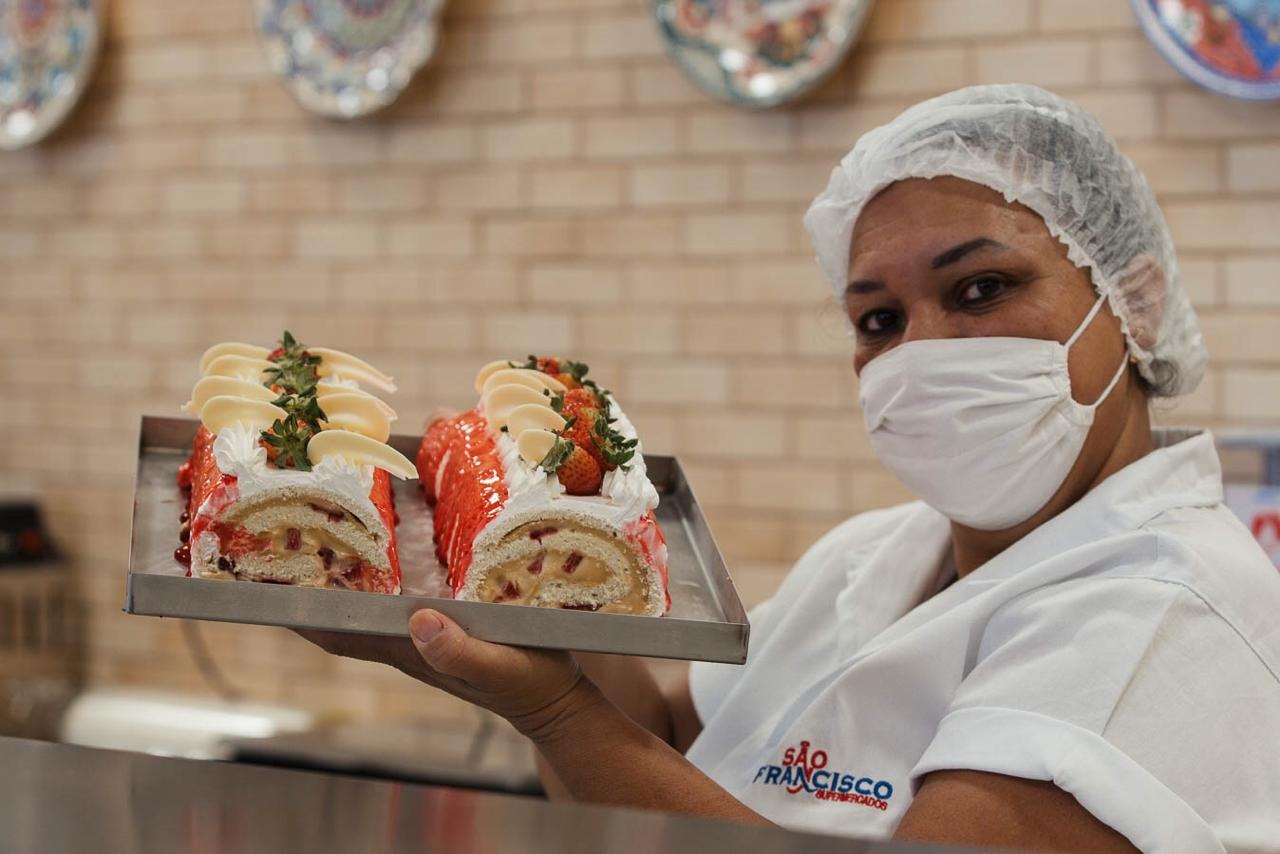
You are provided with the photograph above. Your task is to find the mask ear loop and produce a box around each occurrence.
[1067,293,1129,408]
[1088,348,1130,409]
[1065,292,1109,349]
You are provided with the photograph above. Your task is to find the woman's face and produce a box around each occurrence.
[846,176,1128,408]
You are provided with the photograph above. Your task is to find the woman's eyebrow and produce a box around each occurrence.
[931,237,1008,269]
[844,279,883,296]
[845,237,1011,295]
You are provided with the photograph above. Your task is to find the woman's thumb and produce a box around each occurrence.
[408,609,514,686]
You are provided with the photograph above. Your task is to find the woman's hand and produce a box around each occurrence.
[301,612,770,826]
[297,610,601,740]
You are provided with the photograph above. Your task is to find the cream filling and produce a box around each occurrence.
[471,521,651,614]
[194,497,384,589]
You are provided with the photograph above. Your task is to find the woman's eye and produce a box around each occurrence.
[856,309,901,336]
[957,275,1008,305]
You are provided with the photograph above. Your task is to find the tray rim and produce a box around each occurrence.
[125,415,750,664]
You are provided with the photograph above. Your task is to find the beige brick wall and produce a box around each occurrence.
[2,0,1278,723]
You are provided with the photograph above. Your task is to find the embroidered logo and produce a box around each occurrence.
[751,740,894,811]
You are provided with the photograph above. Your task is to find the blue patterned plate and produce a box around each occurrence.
[1132,0,1280,100]
[650,0,873,109]
[0,0,101,150]
[255,0,445,118]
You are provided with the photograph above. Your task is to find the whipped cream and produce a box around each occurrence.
[211,423,382,528]
[484,395,660,536]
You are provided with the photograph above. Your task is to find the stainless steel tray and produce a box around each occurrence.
[125,416,749,664]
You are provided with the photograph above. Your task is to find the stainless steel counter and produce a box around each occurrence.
[0,736,969,854]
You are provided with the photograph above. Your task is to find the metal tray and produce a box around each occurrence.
[125,417,749,664]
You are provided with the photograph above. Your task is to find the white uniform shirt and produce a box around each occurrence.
[688,430,1280,853]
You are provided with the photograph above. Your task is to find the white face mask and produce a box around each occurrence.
[858,294,1128,531]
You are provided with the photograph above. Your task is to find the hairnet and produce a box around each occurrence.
[803,84,1206,397]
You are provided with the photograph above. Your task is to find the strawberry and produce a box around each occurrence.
[589,413,639,470]
[559,387,598,420]
[552,387,636,472]
[541,438,602,496]
[557,388,605,467]
[517,354,595,389]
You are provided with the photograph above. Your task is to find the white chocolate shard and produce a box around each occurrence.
[483,384,553,431]
[319,393,393,443]
[307,429,418,480]
[516,428,559,466]
[199,395,286,435]
[184,376,275,415]
[310,347,396,394]
[506,403,566,439]
[474,360,515,394]
[199,342,270,374]
[318,386,397,421]
[323,413,391,444]
[481,368,568,397]
[534,372,568,393]
[204,354,275,383]
[482,369,553,398]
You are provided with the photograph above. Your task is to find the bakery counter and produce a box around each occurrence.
[0,735,972,854]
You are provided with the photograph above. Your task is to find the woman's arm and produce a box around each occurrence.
[298,610,760,824]
[535,654,702,797]
[525,677,767,823]
[895,771,1137,852]
[572,654,703,751]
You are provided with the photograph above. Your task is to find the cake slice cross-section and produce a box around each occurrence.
[418,356,670,616]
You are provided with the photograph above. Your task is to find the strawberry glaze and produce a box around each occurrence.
[179,425,400,590]
[624,511,671,611]
[418,410,509,593]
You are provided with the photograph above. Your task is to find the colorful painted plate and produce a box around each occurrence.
[0,0,102,151]
[650,0,873,109]
[255,0,445,119]
[1132,0,1280,100]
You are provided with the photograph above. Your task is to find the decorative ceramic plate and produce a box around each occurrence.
[650,0,873,109]
[0,0,101,151]
[1132,0,1280,100]
[255,0,445,118]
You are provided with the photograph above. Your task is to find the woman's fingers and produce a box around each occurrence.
[298,612,591,732]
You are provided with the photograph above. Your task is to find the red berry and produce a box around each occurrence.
[556,444,603,496]
[560,389,606,468]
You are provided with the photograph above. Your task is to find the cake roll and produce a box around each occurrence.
[176,332,417,594]
[418,356,670,616]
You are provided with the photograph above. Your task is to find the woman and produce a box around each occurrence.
[304,86,1280,853]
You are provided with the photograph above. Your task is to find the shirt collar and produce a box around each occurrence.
[1015,426,1222,553]
[835,428,1224,658]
